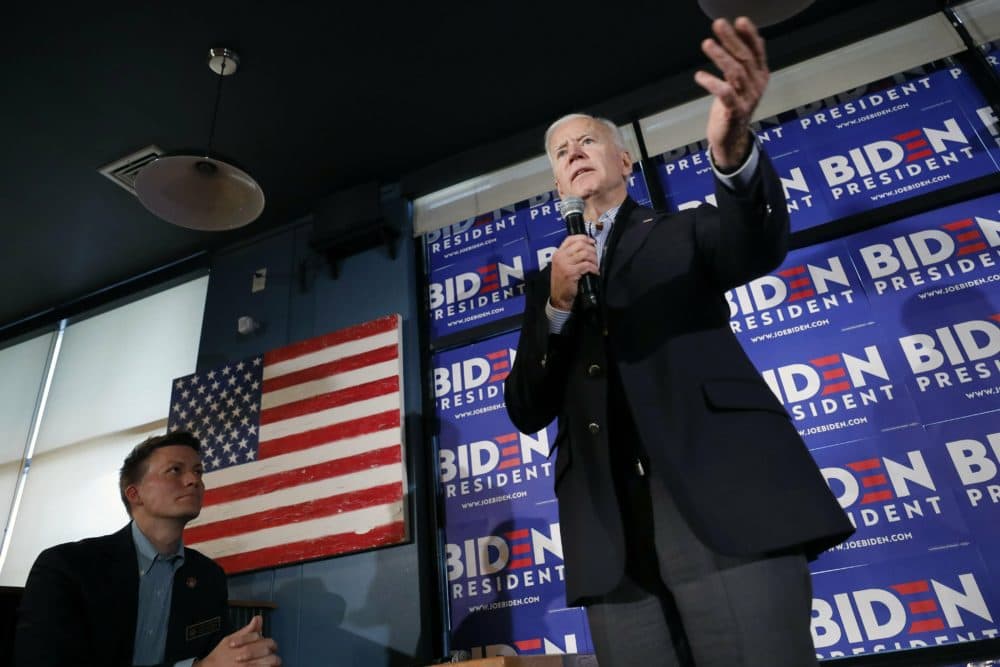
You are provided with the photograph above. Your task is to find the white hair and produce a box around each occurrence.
[544,113,628,165]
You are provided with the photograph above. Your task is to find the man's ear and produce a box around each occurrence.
[126,485,140,507]
[621,150,633,177]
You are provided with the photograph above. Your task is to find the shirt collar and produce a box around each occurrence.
[131,521,185,575]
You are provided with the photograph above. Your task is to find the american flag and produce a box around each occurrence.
[166,314,407,573]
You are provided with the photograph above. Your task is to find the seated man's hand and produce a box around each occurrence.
[196,615,281,666]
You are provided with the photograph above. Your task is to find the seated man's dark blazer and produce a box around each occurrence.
[504,152,855,605]
[14,523,231,667]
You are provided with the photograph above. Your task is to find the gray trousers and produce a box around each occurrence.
[583,461,818,667]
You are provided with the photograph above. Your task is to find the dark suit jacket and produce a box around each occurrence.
[504,153,854,604]
[14,524,231,667]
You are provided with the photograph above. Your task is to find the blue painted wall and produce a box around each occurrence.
[196,186,440,666]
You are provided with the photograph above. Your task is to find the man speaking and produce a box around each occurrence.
[504,17,853,666]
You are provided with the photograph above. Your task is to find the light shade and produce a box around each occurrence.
[697,0,815,27]
[134,155,265,231]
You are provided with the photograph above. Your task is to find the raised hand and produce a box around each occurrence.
[694,17,770,170]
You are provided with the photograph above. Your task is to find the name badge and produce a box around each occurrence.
[186,616,222,641]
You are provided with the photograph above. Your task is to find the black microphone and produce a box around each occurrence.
[558,196,599,311]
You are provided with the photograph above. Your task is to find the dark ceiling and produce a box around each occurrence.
[0,0,946,339]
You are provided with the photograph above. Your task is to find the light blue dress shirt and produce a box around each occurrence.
[131,521,195,667]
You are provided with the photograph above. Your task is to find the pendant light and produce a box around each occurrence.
[135,48,265,231]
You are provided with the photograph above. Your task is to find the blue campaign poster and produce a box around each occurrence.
[844,191,1000,315]
[809,426,971,571]
[810,547,1000,660]
[428,237,531,341]
[444,502,571,645]
[432,330,519,423]
[451,604,592,659]
[924,411,1000,559]
[438,412,557,519]
[881,296,1000,425]
[744,323,921,449]
[729,239,872,349]
[425,207,527,274]
[799,68,998,220]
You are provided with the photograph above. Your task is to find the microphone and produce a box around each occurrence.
[558,196,599,311]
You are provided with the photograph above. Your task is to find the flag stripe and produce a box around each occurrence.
[202,427,400,488]
[260,376,399,425]
[211,520,407,573]
[263,315,399,366]
[261,359,400,410]
[193,462,404,526]
[259,410,401,459]
[262,344,399,394]
[203,444,402,505]
[190,501,403,558]
[260,393,401,442]
[186,481,403,544]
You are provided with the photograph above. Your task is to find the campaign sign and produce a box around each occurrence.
[451,605,592,659]
[810,547,1000,660]
[935,59,1000,164]
[433,330,518,422]
[729,239,872,348]
[924,411,1000,557]
[845,191,1000,314]
[438,412,557,516]
[522,171,654,275]
[654,116,833,232]
[747,324,920,448]
[802,78,997,219]
[428,237,530,341]
[809,427,971,571]
[444,503,568,633]
[425,207,527,273]
[883,296,1000,425]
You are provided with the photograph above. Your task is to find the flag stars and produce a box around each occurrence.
[211,381,221,392]
[248,425,257,435]
[222,442,233,453]
[229,453,239,465]
[197,385,207,395]
[240,416,249,427]
[172,403,181,413]
[227,376,237,386]
[181,389,191,400]
[191,375,200,385]
[232,406,242,417]
[238,438,248,450]
[207,370,216,380]
[253,357,262,366]
[245,450,256,461]
[204,447,215,459]
[175,378,185,389]
[220,389,229,399]
[251,380,260,390]
[222,366,231,376]
[236,361,246,371]
[230,430,239,441]
[242,394,252,404]
[215,434,225,445]
[194,405,204,416]
[226,397,236,409]
[249,404,258,413]
[234,386,243,396]
[179,410,188,420]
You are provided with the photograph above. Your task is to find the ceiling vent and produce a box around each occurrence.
[99,145,164,195]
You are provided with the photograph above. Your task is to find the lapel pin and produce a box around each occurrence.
[186,576,198,589]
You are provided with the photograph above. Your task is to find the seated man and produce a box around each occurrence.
[15,431,281,666]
